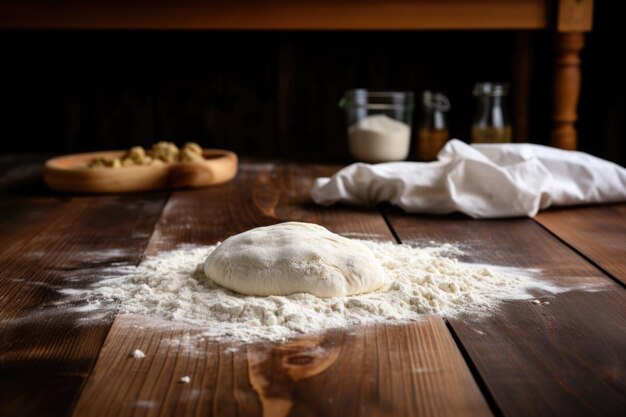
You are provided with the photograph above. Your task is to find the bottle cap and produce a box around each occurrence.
[473,82,509,97]
[422,91,451,111]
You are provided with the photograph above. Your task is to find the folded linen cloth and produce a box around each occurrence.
[310,139,626,218]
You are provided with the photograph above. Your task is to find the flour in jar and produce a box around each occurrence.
[348,114,411,162]
[60,232,573,343]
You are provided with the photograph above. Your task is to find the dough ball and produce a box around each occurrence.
[128,146,146,161]
[183,142,203,155]
[121,157,137,167]
[180,148,204,162]
[88,157,118,168]
[203,222,386,297]
[151,141,179,162]
[88,158,107,168]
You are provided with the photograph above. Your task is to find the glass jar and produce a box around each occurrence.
[471,82,512,143]
[339,89,414,163]
[417,91,450,161]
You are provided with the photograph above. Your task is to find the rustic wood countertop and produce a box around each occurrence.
[0,155,624,417]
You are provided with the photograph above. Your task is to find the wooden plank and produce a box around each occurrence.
[0,374,84,417]
[0,193,168,417]
[74,314,491,417]
[383,209,626,417]
[73,162,493,417]
[247,315,490,417]
[278,163,398,239]
[534,204,626,285]
[0,0,549,30]
[143,163,283,255]
[0,195,167,369]
[0,195,168,314]
[143,163,395,256]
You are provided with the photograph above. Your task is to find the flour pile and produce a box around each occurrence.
[65,241,554,343]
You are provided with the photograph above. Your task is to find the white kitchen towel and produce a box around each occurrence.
[310,139,626,218]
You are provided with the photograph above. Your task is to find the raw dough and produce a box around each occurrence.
[203,222,386,297]
[86,141,205,168]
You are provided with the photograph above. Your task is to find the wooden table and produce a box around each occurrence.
[1,156,624,417]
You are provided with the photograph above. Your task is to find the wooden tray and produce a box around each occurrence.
[44,149,238,193]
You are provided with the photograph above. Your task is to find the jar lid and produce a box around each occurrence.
[422,91,451,111]
[339,89,414,110]
[473,82,509,97]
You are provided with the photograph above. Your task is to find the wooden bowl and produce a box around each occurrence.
[44,149,238,193]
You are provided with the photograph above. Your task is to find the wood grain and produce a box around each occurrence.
[143,162,394,256]
[247,316,491,417]
[73,314,492,417]
[535,204,626,285]
[278,163,398,239]
[0,194,168,372]
[0,193,168,416]
[383,208,626,417]
[1,0,549,30]
[143,162,282,255]
[0,165,94,417]
[73,162,493,417]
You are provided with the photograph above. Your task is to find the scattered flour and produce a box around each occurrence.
[132,349,146,358]
[61,241,576,343]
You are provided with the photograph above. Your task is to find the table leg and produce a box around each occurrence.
[551,32,585,150]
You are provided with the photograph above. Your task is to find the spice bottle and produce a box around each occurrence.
[417,91,450,161]
[471,82,512,143]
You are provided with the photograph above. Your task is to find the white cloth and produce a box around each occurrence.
[310,139,626,218]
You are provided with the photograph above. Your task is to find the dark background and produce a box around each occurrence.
[1,1,623,164]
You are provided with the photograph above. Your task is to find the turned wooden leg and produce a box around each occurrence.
[551,32,585,150]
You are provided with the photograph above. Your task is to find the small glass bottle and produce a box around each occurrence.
[471,82,512,143]
[417,91,450,161]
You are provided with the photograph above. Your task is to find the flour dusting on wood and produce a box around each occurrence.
[59,241,598,343]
